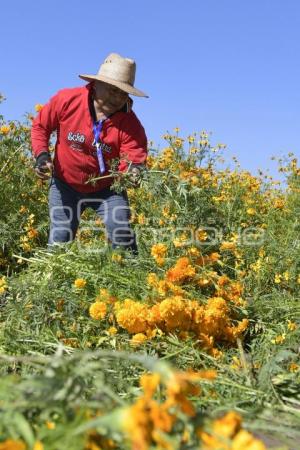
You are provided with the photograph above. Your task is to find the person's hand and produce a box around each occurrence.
[35,161,53,180]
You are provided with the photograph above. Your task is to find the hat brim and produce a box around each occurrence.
[79,74,149,98]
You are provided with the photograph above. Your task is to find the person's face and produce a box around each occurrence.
[93,81,128,115]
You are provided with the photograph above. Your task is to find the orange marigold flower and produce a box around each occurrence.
[115,299,149,333]
[289,362,299,372]
[27,227,39,239]
[159,296,192,330]
[46,420,56,429]
[207,252,220,263]
[89,301,107,320]
[140,373,161,398]
[0,125,10,135]
[0,440,26,450]
[217,275,230,286]
[147,304,162,327]
[166,257,196,283]
[95,288,116,304]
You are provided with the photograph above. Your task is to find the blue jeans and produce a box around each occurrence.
[48,177,137,252]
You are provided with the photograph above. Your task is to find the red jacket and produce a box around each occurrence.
[31,84,147,193]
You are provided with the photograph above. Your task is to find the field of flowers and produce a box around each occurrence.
[0,95,299,449]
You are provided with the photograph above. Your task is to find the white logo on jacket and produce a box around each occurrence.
[67,132,85,143]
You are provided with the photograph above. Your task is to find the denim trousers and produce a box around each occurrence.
[48,177,137,252]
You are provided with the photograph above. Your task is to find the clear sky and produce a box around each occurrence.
[1,0,299,178]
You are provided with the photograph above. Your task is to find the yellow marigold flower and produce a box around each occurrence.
[174,136,184,146]
[74,278,87,288]
[196,229,208,241]
[0,276,8,294]
[151,243,167,258]
[147,272,159,287]
[0,125,10,135]
[46,420,56,429]
[271,334,286,345]
[283,271,290,281]
[34,103,44,112]
[213,411,242,438]
[33,441,44,450]
[156,256,166,266]
[98,288,109,298]
[173,233,188,248]
[220,241,236,251]
[231,429,266,450]
[190,176,199,185]
[246,207,256,215]
[111,253,123,263]
[130,333,148,346]
[289,362,299,372]
[19,205,27,214]
[0,440,26,450]
[287,320,297,331]
[137,213,146,224]
[89,301,107,320]
[274,198,285,209]
[187,246,200,257]
[197,277,211,287]
[274,274,282,284]
[199,139,208,147]
[231,356,243,370]
[107,326,117,335]
[297,274,300,284]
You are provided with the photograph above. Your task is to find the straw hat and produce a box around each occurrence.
[79,53,148,98]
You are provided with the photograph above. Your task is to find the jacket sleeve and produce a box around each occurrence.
[31,91,62,158]
[118,112,148,172]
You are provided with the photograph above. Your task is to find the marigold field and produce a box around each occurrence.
[0,97,299,449]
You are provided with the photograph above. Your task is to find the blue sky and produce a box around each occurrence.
[1,0,299,178]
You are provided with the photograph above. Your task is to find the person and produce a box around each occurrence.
[31,52,148,253]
